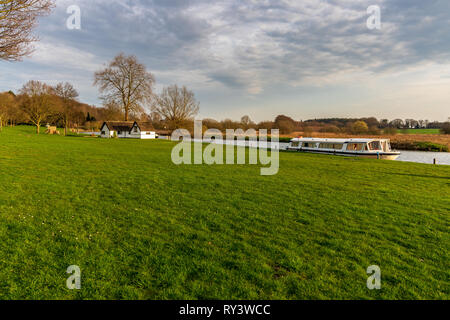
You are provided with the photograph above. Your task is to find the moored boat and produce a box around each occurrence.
[287,138,401,160]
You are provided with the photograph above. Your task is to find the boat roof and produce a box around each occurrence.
[290,138,390,143]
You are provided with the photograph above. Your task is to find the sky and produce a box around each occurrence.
[1,0,450,122]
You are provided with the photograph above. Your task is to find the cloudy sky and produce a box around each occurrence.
[1,0,450,122]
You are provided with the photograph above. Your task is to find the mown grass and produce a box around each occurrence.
[0,126,449,300]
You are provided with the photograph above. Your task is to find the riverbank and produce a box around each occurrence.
[391,141,448,152]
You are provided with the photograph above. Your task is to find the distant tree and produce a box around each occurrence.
[54,82,79,135]
[203,118,222,130]
[361,117,379,128]
[240,115,255,129]
[152,85,200,130]
[99,102,124,121]
[0,91,17,130]
[319,124,341,134]
[367,126,381,135]
[72,110,85,130]
[19,80,55,133]
[379,119,389,128]
[274,115,296,134]
[94,53,155,121]
[0,0,54,61]
[220,118,240,130]
[352,121,369,134]
[390,119,404,129]
[257,121,274,130]
[441,122,450,135]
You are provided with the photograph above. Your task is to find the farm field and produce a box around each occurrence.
[0,126,449,299]
[399,129,441,135]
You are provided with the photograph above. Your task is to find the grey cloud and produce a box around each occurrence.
[5,0,450,100]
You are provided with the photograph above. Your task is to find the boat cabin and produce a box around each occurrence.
[288,138,400,160]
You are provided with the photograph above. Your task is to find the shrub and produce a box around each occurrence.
[391,141,448,152]
[319,125,340,133]
[384,127,398,135]
[441,123,450,134]
[352,121,369,134]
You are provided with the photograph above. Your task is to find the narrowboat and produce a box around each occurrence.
[287,138,401,160]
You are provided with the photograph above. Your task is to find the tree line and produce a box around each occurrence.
[0,53,201,134]
[202,115,450,135]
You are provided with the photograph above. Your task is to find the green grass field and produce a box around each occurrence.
[400,129,441,135]
[0,126,449,300]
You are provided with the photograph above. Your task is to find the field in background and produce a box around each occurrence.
[400,129,441,135]
[0,126,448,299]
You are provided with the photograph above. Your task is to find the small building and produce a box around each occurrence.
[100,121,157,139]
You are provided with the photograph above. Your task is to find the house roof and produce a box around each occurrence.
[134,121,155,132]
[102,121,134,132]
[155,130,171,136]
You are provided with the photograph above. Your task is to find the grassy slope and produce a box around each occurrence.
[0,126,448,300]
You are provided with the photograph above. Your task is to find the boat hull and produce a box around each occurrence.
[286,148,400,160]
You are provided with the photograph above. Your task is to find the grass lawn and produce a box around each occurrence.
[0,126,449,300]
[400,129,441,135]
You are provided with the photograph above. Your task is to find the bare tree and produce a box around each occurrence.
[152,85,200,129]
[94,53,155,121]
[0,91,16,131]
[54,82,79,135]
[240,115,255,129]
[19,80,55,133]
[0,0,54,61]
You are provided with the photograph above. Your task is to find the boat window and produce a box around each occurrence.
[303,142,317,148]
[319,143,344,150]
[346,143,365,151]
[291,141,300,147]
[369,141,382,151]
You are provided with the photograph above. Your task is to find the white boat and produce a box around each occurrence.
[287,138,401,160]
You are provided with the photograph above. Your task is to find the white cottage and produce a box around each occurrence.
[100,121,157,139]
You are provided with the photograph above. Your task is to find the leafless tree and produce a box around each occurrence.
[0,0,54,61]
[19,80,55,133]
[94,53,155,121]
[152,85,200,129]
[0,91,18,130]
[54,82,79,135]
